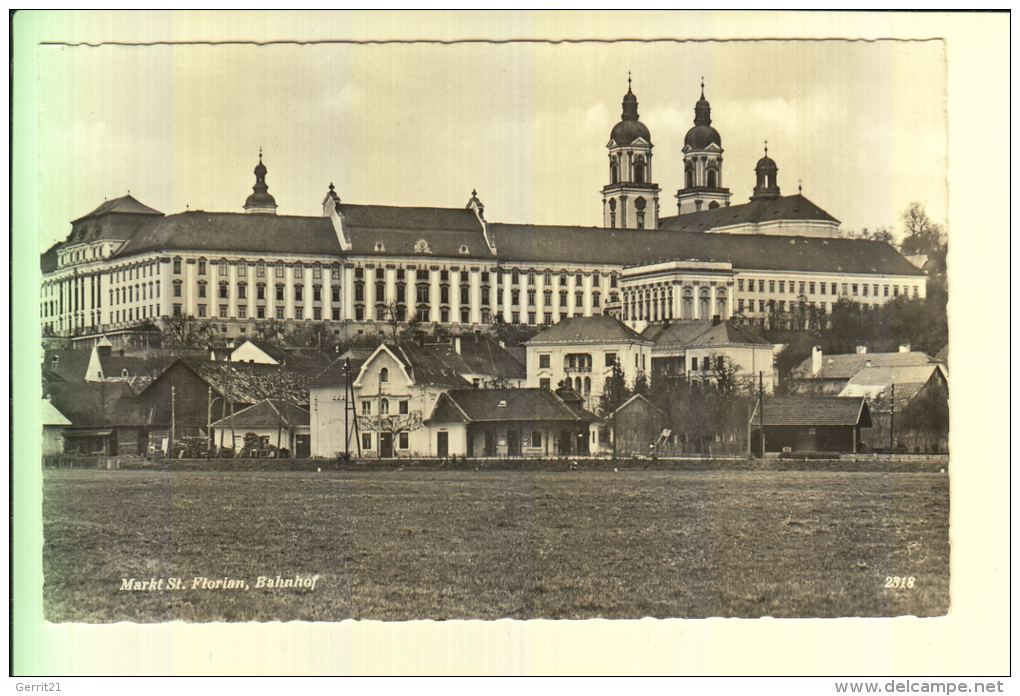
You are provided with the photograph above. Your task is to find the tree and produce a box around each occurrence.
[631,370,650,398]
[160,316,218,350]
[251,318,288,347]
[598,359,629,416]
[708,353,743,397]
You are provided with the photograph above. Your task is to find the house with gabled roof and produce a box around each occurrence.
[643,319,776,392]
[525,315,653,413]
[424,388,596,457]
[210,400,310,458]
[750,396,872,454]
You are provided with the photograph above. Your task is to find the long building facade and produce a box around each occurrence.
[41,84,926,341]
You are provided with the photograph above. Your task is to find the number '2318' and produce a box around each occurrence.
[884,576,916,589]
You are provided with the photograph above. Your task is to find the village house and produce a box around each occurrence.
[210,399,311,458]
[424,388,595,457]
[788,344,942,395]
[591,393,667,456]
[750,396,872,454]
[41,398,72,457]
[643,318,776,392]
[525,315,653,413]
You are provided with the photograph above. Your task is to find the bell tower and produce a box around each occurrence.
[602,75,660,230]
[676,80,731,214]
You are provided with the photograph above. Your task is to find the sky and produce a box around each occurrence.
[36,38,947,252]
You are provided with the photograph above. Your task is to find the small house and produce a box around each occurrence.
[749,396,872,454]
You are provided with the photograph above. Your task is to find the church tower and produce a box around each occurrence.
[244,151,278,214]
[675,81,731,214]
[602,76,660,230]
[750,143,781,200]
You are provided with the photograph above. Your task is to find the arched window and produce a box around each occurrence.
[707,169,717,188]
[584,376,591,395]
[634,160,645,184]
[379,367,389,383]
[683,288,694,320]
[686,168,694,189]
[610,159,619,184]
[700,288,711,319]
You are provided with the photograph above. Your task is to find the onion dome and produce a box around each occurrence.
[683,81,722,149]
[244,151,278,213]
[609,76,651,146]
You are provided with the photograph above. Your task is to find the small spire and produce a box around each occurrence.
[700,76,705,98]
[328,183,335,193]
[764,140,768,156]
[259,146,263,160]
[628,71,632,91]
[798,179,802,194]
[472,189,478,197]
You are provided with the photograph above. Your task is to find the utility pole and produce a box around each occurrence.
[170,384,176,458]
[889,382,895,451]
[206,386,213,457]
[759,370,766,459]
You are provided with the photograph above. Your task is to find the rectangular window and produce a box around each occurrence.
[559,290,568,305]
[173,304,182,317]
[332,309,340,320]
[237,261,246,276]
[737,279,744,292]
[332,267,341,280]
[332,286,340,302]
[219,284,228,299]
[257,306,265,319]
[831,283,837,295]
[737,299,744,312]
[238,306,247,319]
[417,269,429,281]
[862,284,868,296]
[198,260,206,275]
[197,304,206,317]
[276,265,285,278]
[256,262,265,277]
[417,285,429,303]
[873,285,879,296]
[528,290,536,306]
[257,285,265,300]
[511,312,519,324]
[276,286,285,302]
[758,300,766,313]
[460,308,470,323]
[778,281,785,293]
[842,283,848,296]
[893,285,899,296]
[219,305,227,318]
[173,284,182,297]
[313,266,321,280]
[913,286,919,298]
[481,287,490,305]
[440,286,449,304]
[769,280,776,293]
[295,307,304,320]
[295,287,303,301]
[528,312,536,324]
[605,352,616,367]
[173,259,181,274]
[527,272,535,285]
[852,284,858,295]
[362,433,372,451]
[362,401,371,416]
[294,265,303,279]
[314,307,321,320]
[810,282,816,295]
[820,282,826,295]
[440,308,450,323]
[276,307,285,320]
[219,262,228,276]
[238,285,247,299]
[532,431,542,448]
[461,286,470,305]
[398,432,409,449]
[778,301,785,311]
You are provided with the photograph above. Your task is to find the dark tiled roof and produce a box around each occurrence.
[451,335,526,380]
[426,388,596,425]
[115,212,341,258]
[145,359,312,407]
[72,194,164,223]
[211,400,309,429]
[338,203,491,259]
[338,203,481,232]
[792,351,940,381]
[489,223,923,276]
[658,194,840,231]
[390,341,473,389]
[308,357,364,389]
[645,320,771,348]
[44,382,149,427]
[526,316,650,345]
[750,397,871,427]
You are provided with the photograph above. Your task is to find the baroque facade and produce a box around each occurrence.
[41,83,927,342]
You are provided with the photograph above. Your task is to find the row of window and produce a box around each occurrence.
[735,299,890,314]
[360,432,410,451]
[172,281,341,303]
[360,398,410,416]
[172,304,339,321]
[738,278,919,299]
[352,266,619,288]
[172,258,337,280]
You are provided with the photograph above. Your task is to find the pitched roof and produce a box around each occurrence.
[602,393,665,423]
[72,194,164,223]
[793,350,940,381]
[750,396,872,427]
[426,335,526,381]
[526,315,650,345]
[658,193,840,231]
[308,356,364,389]
[644,320,771,348]
[233,339,291,365]
[115,212,342,258]
[844,363,946,388]
[390,341,473,388]
[489,223,923,276]
[42,399,72,426]
[146,358,311,406]
[44,382,149,427]
[211,400,309,429]
[426,388,596,425]
[338,203,492,259]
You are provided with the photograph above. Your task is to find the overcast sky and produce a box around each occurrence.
[37,39,947,251]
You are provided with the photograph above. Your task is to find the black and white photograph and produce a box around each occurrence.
[12,10,1009,677]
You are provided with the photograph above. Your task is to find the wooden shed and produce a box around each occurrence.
[749,396,872,454]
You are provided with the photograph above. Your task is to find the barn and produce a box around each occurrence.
[749,396,872,454]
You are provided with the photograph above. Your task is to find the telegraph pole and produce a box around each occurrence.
[759,370,766,459]
[889,382,895,451]
[170,384,176,458]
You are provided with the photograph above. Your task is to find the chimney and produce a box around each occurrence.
[856,345,868,355]
[811,346,822,375]
[899,343,911,353]
[454,337,461,355]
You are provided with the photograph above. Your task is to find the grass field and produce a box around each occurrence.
[42,469,949,622]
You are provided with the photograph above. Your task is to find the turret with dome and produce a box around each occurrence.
[675,80,731,215]
[601,75,660,230]
[244,151,278,214]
